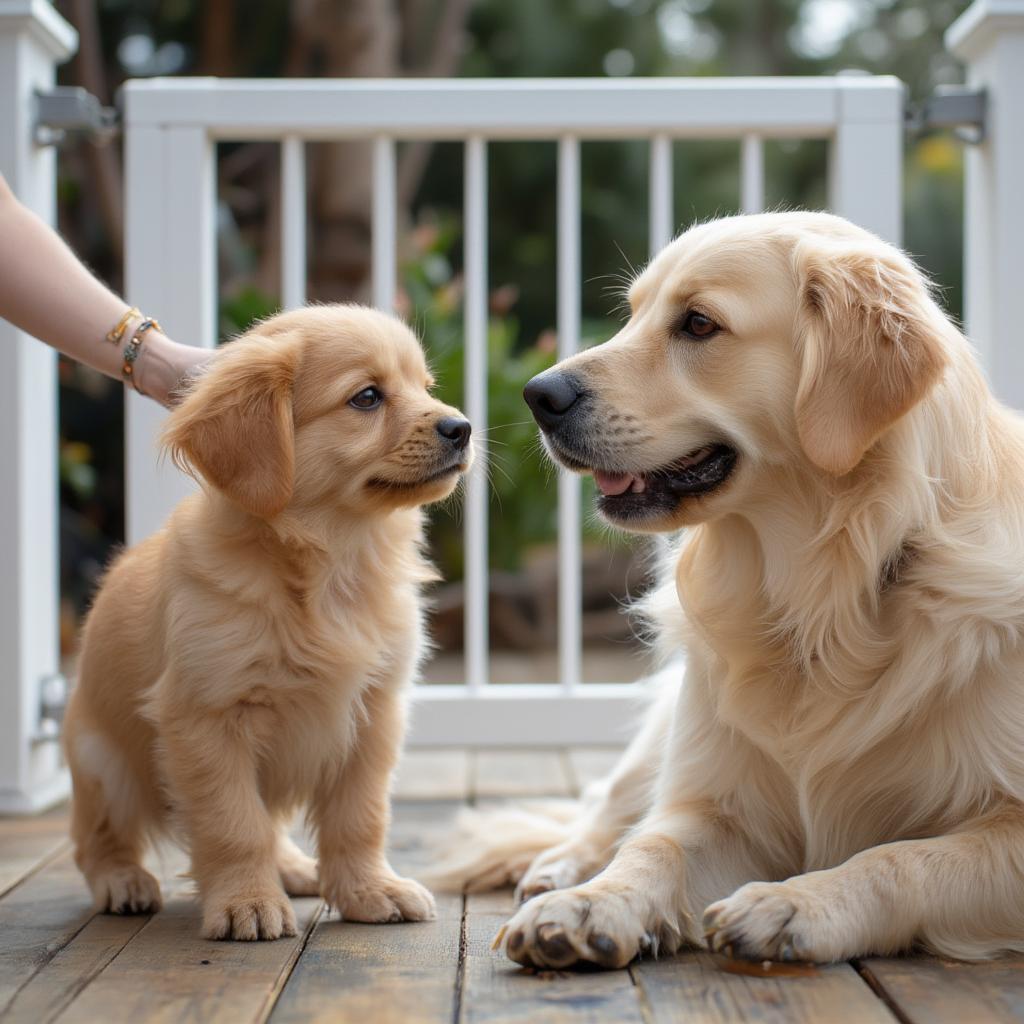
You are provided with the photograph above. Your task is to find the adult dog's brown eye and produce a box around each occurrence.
[680,311,719,340]
[349,386,383,410]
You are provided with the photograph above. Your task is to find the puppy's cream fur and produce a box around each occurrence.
[64,305,471,940]
[438,212,1024,968]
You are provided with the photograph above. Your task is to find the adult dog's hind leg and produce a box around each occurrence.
[516,676,674,902]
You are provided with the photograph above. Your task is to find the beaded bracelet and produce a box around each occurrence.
[122,318,161,392]
[105,307,141,346]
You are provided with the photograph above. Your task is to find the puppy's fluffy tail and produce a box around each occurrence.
[425,800,580,893]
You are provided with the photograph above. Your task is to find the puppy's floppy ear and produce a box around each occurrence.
[162,331,299,517]
[793,236,949,476]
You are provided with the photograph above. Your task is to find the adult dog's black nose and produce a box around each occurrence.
[436,416,472,450]
[523,372,582,431]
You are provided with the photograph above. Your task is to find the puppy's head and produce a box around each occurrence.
[163,305,472,519]
[524,212,950,533]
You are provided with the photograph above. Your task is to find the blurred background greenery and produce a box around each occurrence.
[53,0,971,679]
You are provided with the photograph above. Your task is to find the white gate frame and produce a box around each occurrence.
[120,74,903,747]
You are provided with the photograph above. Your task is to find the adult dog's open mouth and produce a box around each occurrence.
[587,443,738,522]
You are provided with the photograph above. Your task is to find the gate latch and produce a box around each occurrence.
[907,86,987,144]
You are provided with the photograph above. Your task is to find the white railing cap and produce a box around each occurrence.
[946,0,1024,62]
[0,0,77,60]
[122,75,904,140]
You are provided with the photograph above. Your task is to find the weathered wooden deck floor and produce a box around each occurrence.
[2,748,1023,1023]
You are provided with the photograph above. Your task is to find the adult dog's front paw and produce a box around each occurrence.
[497,885,680,970]
[323,870,436,923]
[202,885,298,941]
[703,880,837,963]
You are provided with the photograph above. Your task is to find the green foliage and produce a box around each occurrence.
[403,215,559,577]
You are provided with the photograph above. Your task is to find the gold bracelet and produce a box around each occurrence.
[106,307,141,346]
[122,318,161,392]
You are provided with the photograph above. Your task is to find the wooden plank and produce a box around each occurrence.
[269,801,464,1024]
[473,751,574,799]
[51,893,322,1024]
[1,844,191,1024]
[0,850,101,1015]
[460,888,646,1023]
[565,748,623,794]
[0,803,70,897]
[269,893,460,1024]
[632,952,897,1024]
[859,955,1024,1024]
[393,749,471,801]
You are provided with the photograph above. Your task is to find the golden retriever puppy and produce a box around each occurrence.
[64,305,472,940]
[443,210,1024,968]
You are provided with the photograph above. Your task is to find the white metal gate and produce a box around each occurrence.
[119,74,904,747]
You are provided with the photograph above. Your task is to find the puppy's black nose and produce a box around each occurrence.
[523,372,582,431]
[436,416,472,450]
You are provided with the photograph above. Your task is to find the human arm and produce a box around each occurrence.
[0,173,211,406]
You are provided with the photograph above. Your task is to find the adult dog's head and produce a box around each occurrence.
[163,305,472,520]
[524,212,952,532]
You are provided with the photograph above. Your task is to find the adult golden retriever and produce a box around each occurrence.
[442,211,1024,969]
[64,305,472,940]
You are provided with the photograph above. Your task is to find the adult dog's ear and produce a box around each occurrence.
[162,331,299,517]
[793,236,949,476]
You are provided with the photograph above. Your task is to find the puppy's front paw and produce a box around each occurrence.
[703,881,835,963]
[202,886,298,941]
[497,885,680,970]
[92,864,163,915]
[323,870,436,923]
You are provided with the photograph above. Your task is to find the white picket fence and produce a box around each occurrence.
[1,0,1022,810]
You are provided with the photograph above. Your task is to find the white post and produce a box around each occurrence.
[947,0,1024,407]
[828,76,904,245]
[124,120,216,544]
[0,0,78,812]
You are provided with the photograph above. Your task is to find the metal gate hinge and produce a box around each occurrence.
[34,87,119,147]
[906,86,987,144]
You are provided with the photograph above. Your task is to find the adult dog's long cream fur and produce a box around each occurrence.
[434,212,1024,968]
[64,305,471,940]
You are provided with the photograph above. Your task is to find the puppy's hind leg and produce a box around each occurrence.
[276,826,319,897]
[66,726,162,915]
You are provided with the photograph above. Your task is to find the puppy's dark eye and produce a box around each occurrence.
[678,311,719,340]
[349,386,383,410]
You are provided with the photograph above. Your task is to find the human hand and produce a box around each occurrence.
[135,334,216,408]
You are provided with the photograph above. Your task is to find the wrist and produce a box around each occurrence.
[134,333,211,408]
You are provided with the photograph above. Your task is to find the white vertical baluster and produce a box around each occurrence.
[463,136,489,691]
[741,133,765,214]
[649,133,674,257]
[557,135,582,692]
[372,136,397,312]
[281,136,306,310]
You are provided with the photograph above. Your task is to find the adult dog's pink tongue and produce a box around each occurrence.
[593,470,634,496]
